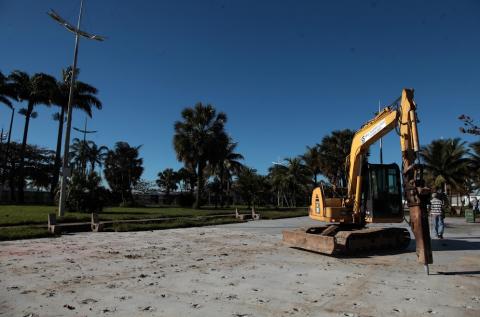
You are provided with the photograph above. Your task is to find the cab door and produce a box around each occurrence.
[364,163,404,223]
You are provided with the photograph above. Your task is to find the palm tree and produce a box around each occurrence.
[104,142,144,205]
[173,102,229,208]
[70,138,90,175]
[86,141,108,174]
[268,157,311,207]
[268,163,289,207]
[468,141,480,190]
[421,138,470,194]
[177,167,196,193]
[51,67,102,194]
[156,168,178,203]
[0,71,16,196]
[8,71,56,202]
[234,167,264,208]
[318,129,355,187]
[210,141,244,206]
[0,71,16,108]
[302,145,322,186]
[283,157,311,207]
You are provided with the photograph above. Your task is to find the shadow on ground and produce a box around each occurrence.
[435,270,480,276]
[431,238,480,251]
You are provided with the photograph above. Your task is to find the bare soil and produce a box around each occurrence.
[0,217,479,317]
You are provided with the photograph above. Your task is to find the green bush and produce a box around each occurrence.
[119,200,145,208]
[61,171,106,213]
[177,192,195,207]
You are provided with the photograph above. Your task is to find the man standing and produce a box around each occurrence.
[429,193,445,239]
[472,197,479,214]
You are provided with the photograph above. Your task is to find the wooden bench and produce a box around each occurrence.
[47,213,91,234]
[235,208,261,221]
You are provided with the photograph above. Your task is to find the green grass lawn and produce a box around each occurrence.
[0,204,308,241]
[0,226,55,241]
[0,205,308,226]
[0,205,88,226]
[0,205,232,226]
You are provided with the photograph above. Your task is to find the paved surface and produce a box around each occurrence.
[0,217,479,317]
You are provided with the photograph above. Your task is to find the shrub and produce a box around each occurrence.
[118,200,145,208]
[177,192,195,207]
[60,171,106,213]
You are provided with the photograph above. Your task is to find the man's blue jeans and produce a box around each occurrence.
[432,214,444,237]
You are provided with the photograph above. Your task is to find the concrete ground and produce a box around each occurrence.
[0,217,479,317]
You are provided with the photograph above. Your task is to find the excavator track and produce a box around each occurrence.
[282,226,411,255]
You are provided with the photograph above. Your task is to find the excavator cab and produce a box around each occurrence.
[363,163,404,223]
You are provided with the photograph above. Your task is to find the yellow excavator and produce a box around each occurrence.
[283,89,433,273]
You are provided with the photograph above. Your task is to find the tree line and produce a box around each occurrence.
[2,68,479,210]
[166,109,480,209]
[0,68,102,203]
[0,69,146,209]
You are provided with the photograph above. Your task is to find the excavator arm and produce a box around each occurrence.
[346,104,400,218]
[398,89,433,267]
[346,88,432,266]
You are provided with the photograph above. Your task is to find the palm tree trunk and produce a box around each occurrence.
[51,107,65,201]
[226,180,231,206]
[17,104,33,203]
[121,190,126,205]
[283,193,289,207]
[128,177,135,204]
[166,188,170,204]
[0,108,15,197]
[190,178,195,194]
[194,161,205,209]
[219,169,225,207]
[9,165,16,202]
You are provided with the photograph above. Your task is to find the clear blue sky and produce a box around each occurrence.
[1,0,479,181]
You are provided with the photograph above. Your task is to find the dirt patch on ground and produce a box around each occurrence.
[1,218,479,316]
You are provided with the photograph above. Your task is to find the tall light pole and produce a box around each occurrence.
[379,100,383,164]
[48,0,105,216]
[74,117,98,143]
[272,158,287,207]
[0,107,15,201]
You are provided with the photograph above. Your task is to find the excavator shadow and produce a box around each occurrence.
[290,246,413,259]
[435,270,480,276]
[430,238,480,251]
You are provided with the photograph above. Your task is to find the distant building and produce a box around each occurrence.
[132,190,182,206]
[450,189,480,207]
